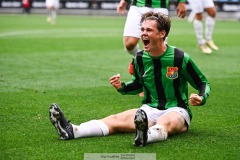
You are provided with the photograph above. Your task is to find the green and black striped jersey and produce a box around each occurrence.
[131,0,186,8]
[118,45,211,118]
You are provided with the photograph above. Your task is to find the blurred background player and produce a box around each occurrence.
[117,0,186,96]
[188,0,219,54]
[22,0,31,15]
[46,0,59,24]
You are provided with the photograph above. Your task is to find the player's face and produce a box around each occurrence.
[140,20,162,52]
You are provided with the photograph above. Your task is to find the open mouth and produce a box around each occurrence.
[143,39,150,46]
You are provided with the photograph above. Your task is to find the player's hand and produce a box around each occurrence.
[189,93,202,106]
[176,2,186,19]
[110,73,122,90]
[117,0,128,15]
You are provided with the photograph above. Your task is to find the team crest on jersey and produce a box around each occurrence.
[166,67,178,79]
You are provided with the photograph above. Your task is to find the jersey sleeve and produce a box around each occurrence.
[117,81,143,95]
[182,57,211,105]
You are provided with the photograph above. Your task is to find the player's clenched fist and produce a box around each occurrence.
[189,94,202,106]
[110,74,122,90]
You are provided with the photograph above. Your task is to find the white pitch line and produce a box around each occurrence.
[0,29,122,38]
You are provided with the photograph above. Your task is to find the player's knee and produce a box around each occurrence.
[157,118,170,131]
[124,43,137,52]
[102,114,118,133]
[168,116,187,134]
[124,37,138,52]
[157,114,185,135]
[207,8,216,17]
[195,13,203,21]
[209,12,216,18]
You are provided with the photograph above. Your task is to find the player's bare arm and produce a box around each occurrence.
[110,74,122,89]
[117,0,128,15]
[189,93,202,106]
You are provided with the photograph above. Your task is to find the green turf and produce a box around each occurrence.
[0,14,239,160]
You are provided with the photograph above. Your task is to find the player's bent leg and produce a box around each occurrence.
[156,111,189,135]
[193,15,213,54]
[49,103,74,140]
[205,8,219,51]
[146,109,189,144]
[204,7,219,51]
[123,36,140,56]
[123,37,140,75]
[205,7,216,18]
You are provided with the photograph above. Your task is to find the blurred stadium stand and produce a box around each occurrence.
[0,0,239,20]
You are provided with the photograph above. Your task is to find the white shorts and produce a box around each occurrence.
[123,6,168,38]
[140,104,191,126]
[46,0,59,8]
[188,0,215,13]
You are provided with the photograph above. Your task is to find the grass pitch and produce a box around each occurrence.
[0,14,239,160]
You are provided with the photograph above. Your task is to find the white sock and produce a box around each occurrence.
[72,120,109,138]
[125,43,140,56]
[50,10,57,22]
[47,10,51,18]
[52,10,56,20]
[205,16,215,41]
[147,125,168,143]
[193,19,204,45]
